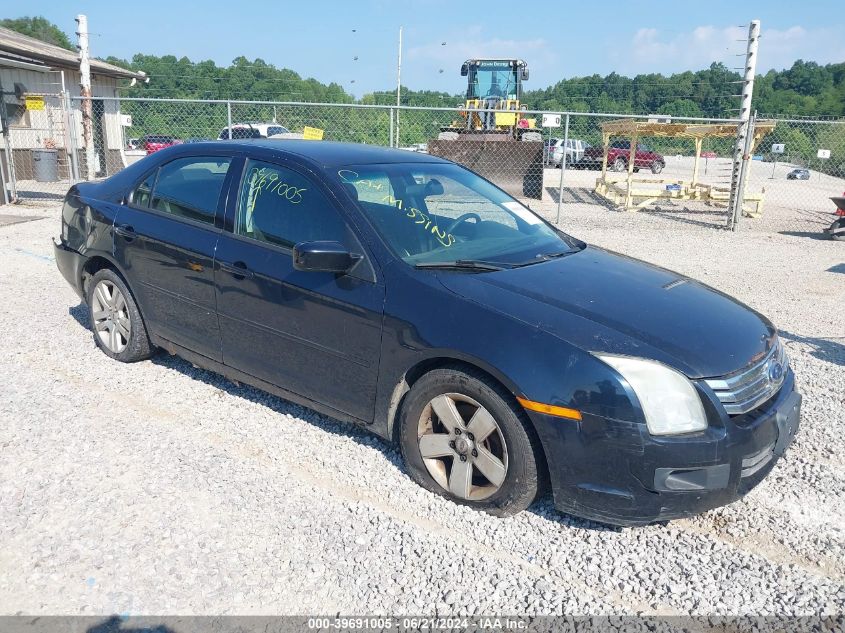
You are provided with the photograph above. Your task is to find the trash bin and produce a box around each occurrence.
[33,148,59,182]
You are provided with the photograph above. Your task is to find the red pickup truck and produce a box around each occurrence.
[579,141,665,174]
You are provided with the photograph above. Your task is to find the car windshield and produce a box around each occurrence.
[336,162,581,267]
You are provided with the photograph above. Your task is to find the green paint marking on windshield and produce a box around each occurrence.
[338,169,455,248]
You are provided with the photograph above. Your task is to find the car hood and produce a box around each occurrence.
[438,246,775,379]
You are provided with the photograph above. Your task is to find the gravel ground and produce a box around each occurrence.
[0,190,843,617]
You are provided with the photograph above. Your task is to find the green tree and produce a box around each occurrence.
[0,16,74,51]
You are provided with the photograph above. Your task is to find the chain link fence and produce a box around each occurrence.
[4,96,845,227]
[744,115,845,222]
[0,70,78,203]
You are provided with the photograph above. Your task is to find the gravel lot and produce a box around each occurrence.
[0,185,843,616]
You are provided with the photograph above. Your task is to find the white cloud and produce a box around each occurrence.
[614,24,845,75]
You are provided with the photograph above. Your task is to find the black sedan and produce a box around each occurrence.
[54,140,800,526]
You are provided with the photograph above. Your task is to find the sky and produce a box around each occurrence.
[5,0,845,96]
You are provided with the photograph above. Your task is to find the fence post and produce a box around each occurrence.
[226,100,232,138]
[0,73,19,201]
[731,112,757,229]
[61,74,80,182]
[727,19,760,230]
[76,14,95,180]
[389,107,394,148]
[555,113,570,224]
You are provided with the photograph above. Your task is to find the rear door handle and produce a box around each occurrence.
[219,261,254,279]
[114,224,136,239]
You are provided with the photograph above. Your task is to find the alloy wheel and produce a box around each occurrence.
[417,393,508,501]
[91,280,131,353]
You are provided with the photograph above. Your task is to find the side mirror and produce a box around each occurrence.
[293,241,360,274]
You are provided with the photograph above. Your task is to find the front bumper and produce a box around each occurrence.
[529,371,800,526]
[53,239,86,300]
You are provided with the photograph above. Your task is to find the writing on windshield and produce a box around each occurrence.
[338,169,455,248]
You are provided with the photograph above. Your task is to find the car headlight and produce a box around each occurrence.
[594,354,707,436]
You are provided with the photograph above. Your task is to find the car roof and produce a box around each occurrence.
[207,139,450,167]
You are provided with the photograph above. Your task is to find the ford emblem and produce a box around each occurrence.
[768,360,784,383]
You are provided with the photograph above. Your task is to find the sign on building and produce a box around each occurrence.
[25,95,45,111]
[817,149,831,159]
[541,113,561,127]
[771,143,785,154]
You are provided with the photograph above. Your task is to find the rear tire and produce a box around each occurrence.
[612,157,626,172]
[399,367,542,517]
[86,268,154,363]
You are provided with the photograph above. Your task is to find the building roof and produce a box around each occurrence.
[0,26,144,80]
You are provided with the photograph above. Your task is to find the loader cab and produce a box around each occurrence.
[462,59,528,101]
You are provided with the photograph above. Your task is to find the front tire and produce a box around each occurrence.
[612,157,626,172]
[399,367,542,517]
[651,160,665,174]
[86,268,154,362]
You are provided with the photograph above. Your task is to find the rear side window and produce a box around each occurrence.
[131,171,157,207]
[146,156,232,224]
[237,160,349,248]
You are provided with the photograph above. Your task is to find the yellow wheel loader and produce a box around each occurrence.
[428,59,544,200]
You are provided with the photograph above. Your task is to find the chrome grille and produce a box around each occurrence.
[703,339,788,415]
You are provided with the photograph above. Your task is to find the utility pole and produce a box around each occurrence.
[395,26,402,148]
[727,19,760,230]
[76,14,95,181]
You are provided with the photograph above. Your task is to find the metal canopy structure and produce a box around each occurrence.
[594,119,776,215]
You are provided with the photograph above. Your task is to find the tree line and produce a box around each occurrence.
[102,54,845,120]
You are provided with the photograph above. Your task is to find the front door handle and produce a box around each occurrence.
[114,224,136,239]
[219,260,255,279]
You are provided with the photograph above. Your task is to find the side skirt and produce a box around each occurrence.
[150,333,380,435]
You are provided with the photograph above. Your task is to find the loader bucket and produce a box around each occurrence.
[428,139,544,200]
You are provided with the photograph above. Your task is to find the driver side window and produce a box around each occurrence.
[420,174,518,230]
[237,160,350,249]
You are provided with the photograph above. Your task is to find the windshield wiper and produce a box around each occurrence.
[414,259,509,272]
